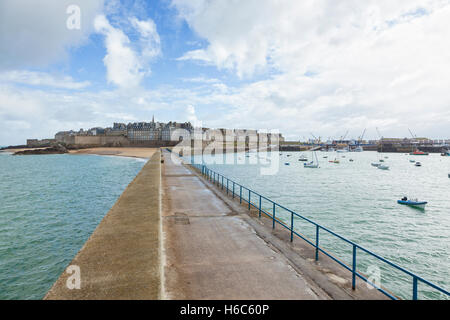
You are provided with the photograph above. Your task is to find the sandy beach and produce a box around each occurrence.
[69,147,157,159]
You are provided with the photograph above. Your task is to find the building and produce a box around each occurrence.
[51,115,283,147]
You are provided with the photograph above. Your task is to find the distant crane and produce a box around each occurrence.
[340,130,349,141]
[376,127,383,139]
[358,128,366,145]
[310,132,321,145]
[408,128,419,150]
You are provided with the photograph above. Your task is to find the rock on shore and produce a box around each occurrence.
[14,144,68,155]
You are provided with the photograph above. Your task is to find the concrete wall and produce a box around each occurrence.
[44,151,162,299]
[65,135,179,148]
[74,135,130,147]
[27,139,56,147]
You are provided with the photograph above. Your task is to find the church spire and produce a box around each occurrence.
[152,114,155,123]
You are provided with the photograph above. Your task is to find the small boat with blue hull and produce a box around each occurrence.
[304,151,319,168]
[397,197,427,209]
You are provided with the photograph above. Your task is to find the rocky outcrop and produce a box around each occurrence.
[14,144,68,155]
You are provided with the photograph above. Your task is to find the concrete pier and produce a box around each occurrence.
[162,150,387,300]
[162,150,330,299]
[45,151,162,299]
[45,148,387,300]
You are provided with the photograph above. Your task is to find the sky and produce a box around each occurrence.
[1,0,450,145]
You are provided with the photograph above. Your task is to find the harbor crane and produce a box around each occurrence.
[376,127,383,139]
[408,128,420,147]
[310,133,321,144]
[408,128,417,140]
[357,128,366,146]
[340,130,349,141]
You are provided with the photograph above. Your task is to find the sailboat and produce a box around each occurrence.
[371,162,381,167]
[298,154,308,161]
[373,137,386,167]
[304,151,319,168]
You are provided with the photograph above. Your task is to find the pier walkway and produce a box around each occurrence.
[162,150,329,299]
[45,148,386,300]
[45,151,162,299]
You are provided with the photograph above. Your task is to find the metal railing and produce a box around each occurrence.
[185,160,450,300]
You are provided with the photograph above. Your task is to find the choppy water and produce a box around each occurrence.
[0,153,145,299]
[193,151,450,300]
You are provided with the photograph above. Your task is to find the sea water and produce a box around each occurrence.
[0,153,145,299]
[194,151,450,300]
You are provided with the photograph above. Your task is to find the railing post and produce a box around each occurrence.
[272,203,276,229]
[315,225,319,261]
[352,244,357,290]
[259,195,262,218]
[233,182,235,198]
[290,212,294,242]
[226,179,229,194]
[413,277,418,300]
[222,176,224,190]
[240,186,242,203]
[248,190,251,210]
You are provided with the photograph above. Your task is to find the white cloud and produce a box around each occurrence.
[0,0,104,70]
[130,17,161,61]
[181,77,221,84]
[0,71,90,89]
[171,0,450,139]
[94,14,161,88]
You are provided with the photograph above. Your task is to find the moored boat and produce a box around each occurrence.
[378,164,389,170]
[415,162,422,167]
[304,151,319,168]
[410,149,429,156]
[304,162,319,168]
[397,198,427,209]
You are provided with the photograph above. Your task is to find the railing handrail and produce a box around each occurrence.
[170,152,449,300]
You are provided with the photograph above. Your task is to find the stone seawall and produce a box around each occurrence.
[44,150,162,300]
[60,135,179,148]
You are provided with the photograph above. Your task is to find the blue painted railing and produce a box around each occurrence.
[184,160,449,300]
